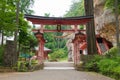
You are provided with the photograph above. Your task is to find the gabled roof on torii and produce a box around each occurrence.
[24,14,93,25]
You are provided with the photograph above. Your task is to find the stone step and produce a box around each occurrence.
[44,67,74,70]
[44,62,74,67]
[44,62,74,70]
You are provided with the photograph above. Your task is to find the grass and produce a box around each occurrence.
[59,56,68,62]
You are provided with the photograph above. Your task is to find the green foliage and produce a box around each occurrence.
[43,19,67,50]
[0,0,35,68]
[112,66,120,79]
[0,0,16,36]
[13,59,42,72]
[19,16,38,52]
[65,0,84,17]
[85,55,102,72]
[19,0,34,14]
[15,61,28,72]
[79,25,84,29]
[0,0,34,36]
[105,47,118,58]
[98,59,118,75]
[50,49,68,61]
[105,0,120,14]
[85,47,120,80]
[31,60,39,65]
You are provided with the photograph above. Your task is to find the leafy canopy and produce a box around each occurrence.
[105,0,120,14]
[65,0,84,17]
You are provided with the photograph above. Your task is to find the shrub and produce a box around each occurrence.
[16,61,28,72]
[98,59,118,75]
[85,55,102,72]
[50,49,67,61]
[105,47,118,58]
[84,47,120,80]
[13,59,43,72]
[113,66,120,80]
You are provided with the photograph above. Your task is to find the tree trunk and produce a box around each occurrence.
[13,1,20,65]
[1,30,4,46]
[84,0,97,54]
[0,30,2,45]
[115,0,120,54]
[0,30,4,46]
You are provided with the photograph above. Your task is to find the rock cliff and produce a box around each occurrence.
[94,0,120,43]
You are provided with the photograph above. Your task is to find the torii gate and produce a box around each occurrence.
[25,14,94,65]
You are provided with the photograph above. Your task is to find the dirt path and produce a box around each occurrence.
[0,70,114,80]
[0,62,114,80]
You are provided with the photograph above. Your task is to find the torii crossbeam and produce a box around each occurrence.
[25,14,93,25]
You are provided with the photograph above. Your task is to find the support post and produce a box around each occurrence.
[76,42,80,64]
[115,0,120,55]
[38,40,44,64]
[73,42,77,65]
[73,41,81,65]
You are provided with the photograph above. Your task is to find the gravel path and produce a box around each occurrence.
[0,62,114,80]
[0,70,114,80]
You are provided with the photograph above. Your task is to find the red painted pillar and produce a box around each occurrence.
[38,40,45,64]
[41,41,44,61]
[40,24,44,33]
[73,42,77,65]
[76,41,80,64]
[38,41,42,63]
[37,38,45,64]
[74,42,80,65]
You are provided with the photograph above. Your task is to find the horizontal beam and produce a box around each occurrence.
[25,14,93,25]
[32,29,86,33]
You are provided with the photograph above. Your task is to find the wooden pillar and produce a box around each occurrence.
[73,25,80,65]
[76,41,80,64]
[73,42,77,65]
[38,42,42,64]
[41,41,44,61]
[84,0,97,54]
[38,40,45,64]
[73,41,81,65]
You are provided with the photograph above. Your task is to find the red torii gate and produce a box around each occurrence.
[25,14,93,65]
